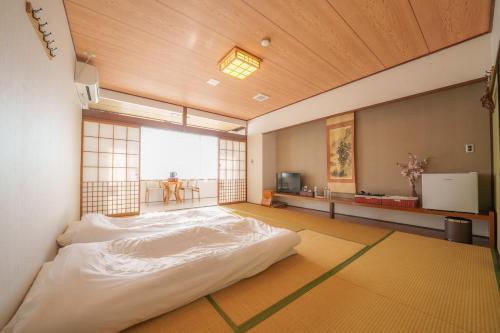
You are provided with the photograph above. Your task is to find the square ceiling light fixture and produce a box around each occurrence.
[218,47,261,80]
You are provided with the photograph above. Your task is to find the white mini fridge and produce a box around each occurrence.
[422,172,479,213]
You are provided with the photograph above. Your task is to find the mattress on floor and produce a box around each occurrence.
[57,206,237,246]
[3,217,300,333]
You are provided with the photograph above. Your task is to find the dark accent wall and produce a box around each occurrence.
[274,82,492,210]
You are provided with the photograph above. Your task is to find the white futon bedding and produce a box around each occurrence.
[57,206,237,246]
[3,209,300,333]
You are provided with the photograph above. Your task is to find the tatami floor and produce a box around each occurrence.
[140,198,217,213]
[123,203,500,333]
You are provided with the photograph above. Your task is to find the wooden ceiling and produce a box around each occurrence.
[64,0,492,120]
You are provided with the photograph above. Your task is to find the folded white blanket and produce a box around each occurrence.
[3,217,300,333]
[57,207,236,246]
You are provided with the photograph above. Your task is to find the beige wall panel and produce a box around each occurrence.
[274,82,492,210]
[276,121,328,189]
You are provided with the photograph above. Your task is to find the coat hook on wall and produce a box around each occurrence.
[32,7,43,19]
[49,47,58,57]
[25,1,58,59]
[38,22,48,33]
[42,32,52,41]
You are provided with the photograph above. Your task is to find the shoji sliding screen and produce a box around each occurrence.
[81,120,140,216]
[218,138,246,204]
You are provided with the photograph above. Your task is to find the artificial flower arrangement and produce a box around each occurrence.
[396,153,429,197]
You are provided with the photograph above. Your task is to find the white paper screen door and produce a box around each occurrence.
[218,138,246,204]
[81,120,140,216]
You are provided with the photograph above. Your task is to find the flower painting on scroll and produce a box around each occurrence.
[328,123,354,180]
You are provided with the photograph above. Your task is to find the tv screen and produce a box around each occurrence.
[276,172,301,194]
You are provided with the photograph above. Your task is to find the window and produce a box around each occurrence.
[140,127,217,180]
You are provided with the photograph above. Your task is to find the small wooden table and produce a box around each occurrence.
[162,180,183,204]
[272,192,496,248]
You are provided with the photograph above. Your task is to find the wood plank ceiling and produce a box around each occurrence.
[64,0,492,120]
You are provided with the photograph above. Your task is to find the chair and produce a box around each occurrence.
[145,180,163,204]
[180,179,201,201]
[190,180,200,201]
[162,180,184,204]
[174,180,183,203]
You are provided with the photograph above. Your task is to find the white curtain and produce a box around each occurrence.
[140,127,217,179]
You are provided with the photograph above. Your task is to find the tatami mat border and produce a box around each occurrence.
[206,296,240,332]
[208,230,396,332]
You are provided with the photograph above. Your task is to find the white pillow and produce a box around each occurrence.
[57,214,121,246]
[57,208,239,246]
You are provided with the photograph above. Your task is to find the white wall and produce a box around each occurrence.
[491,0,500,64]
[0,0,81,327]
[247,29,498,237]
[248,132,264,204]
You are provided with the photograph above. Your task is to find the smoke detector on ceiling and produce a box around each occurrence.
[253,93,269,102]
[260,38,271,47]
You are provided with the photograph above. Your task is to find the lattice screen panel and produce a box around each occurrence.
[81,181,139,215]
[81,120,140,216]
[218,139,246,204]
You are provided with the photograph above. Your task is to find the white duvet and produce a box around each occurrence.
[3,210,300,333]
[57,206,237,246]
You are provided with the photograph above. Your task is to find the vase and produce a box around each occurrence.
[409,183,417,198]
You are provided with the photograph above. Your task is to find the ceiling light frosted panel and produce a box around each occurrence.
[219,47,261,80]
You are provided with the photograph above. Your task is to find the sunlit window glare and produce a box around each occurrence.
[140,127,217,179]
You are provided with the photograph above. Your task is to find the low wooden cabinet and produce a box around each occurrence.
[271,192,496,248]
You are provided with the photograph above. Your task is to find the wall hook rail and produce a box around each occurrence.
[25,1,58,59]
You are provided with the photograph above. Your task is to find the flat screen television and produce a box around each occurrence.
[276,172,301,194]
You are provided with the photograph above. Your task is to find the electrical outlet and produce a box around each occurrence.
[465,144,475,153]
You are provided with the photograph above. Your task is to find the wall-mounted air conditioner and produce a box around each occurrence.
[75,61,99,107]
